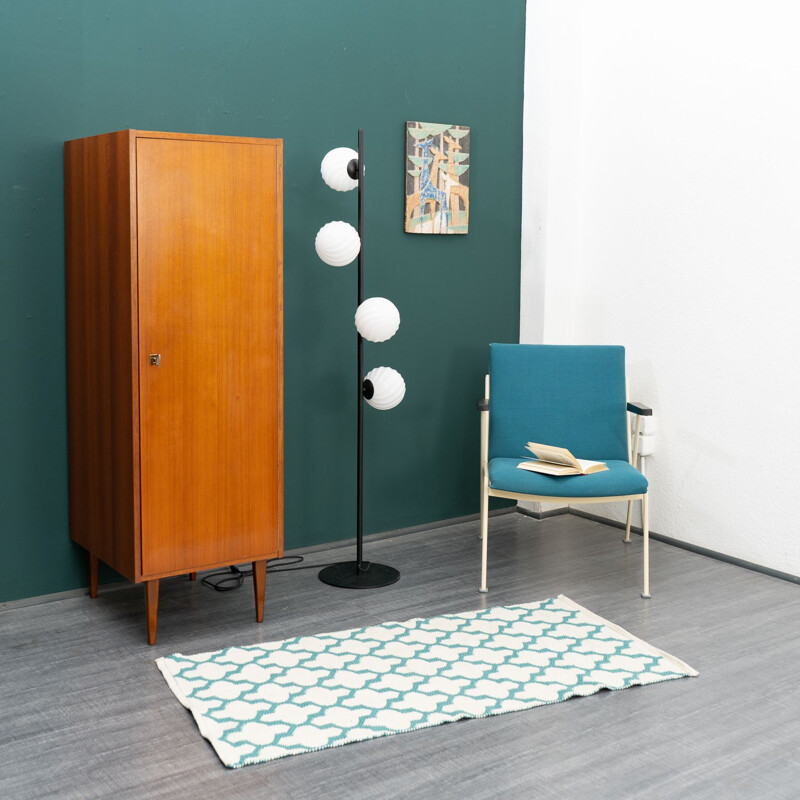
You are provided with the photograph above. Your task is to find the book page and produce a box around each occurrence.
[525,442,581,470]
[576,458,605,471]
[517,460,577,476]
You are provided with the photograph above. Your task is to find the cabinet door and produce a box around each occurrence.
[136,136,281,576]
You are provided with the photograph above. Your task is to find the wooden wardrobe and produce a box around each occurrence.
[63,130,284,644]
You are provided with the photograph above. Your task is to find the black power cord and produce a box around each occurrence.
[201,556,338,592]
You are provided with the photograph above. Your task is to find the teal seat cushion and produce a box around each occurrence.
[489,458,648,498]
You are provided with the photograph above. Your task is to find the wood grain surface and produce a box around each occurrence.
[136,135,282,576]
[64,130,284,643]
[64,129,140,580]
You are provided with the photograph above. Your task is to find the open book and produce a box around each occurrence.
[517,442,608,476]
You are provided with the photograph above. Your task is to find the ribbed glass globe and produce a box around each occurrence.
[355,297,400,342]
[315,221,360,267]
[321,147,359,192]
[364,366,406,411]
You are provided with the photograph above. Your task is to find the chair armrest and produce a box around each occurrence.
[627,401,652,416]
[477,399,489,411]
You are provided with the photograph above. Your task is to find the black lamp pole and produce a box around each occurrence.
[318,130,401,589]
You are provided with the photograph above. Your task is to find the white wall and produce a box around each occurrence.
[522,0,800,576]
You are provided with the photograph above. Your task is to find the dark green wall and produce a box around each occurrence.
[0,0,524,602]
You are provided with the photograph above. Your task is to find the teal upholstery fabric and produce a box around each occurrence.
[488,344,630,462]
[489,458,648,498]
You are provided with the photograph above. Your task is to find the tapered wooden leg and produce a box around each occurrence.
[253,560,267,623]
[145,579,160,646]
[88,553,99,599]
[189,572,197,581]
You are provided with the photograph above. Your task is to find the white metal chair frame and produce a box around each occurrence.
[478,374,653,598]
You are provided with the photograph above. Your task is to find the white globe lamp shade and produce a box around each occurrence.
[315,221,360,267]
[355,297,400,342]
[321,147,359,192]
[363,366,406,411]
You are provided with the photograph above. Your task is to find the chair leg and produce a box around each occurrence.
[479,471,487,541]
[641,494,651,599]
[479,481,489,593]
[624,500,633,543]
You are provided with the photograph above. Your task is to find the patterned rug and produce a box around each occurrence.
[157,595,697,768]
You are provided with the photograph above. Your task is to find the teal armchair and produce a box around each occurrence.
[479,344,653,597]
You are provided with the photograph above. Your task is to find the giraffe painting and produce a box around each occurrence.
[405,121,470,234]
[405,138,448,233]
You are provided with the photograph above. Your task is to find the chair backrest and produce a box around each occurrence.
[489,344,629,461]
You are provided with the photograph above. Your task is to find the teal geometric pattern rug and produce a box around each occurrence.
[156,595,697,768]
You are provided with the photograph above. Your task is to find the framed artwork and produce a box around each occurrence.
[405,121,470,234]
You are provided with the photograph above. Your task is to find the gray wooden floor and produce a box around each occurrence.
[2,512,799,799]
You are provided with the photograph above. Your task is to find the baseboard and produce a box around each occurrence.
[0,581,131,611]
[14,502,792,608]
[0,508,519,611]
[283,506,517,558]
[566,507,800,586]
[516,505,570,521]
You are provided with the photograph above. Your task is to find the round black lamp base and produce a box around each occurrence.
[318,561,400,589]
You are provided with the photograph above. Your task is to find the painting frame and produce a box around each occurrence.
[405,121,470,235]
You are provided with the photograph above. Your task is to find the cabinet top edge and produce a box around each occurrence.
[64,130,283,147]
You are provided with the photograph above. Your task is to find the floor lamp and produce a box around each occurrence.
[315,129,404,589]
